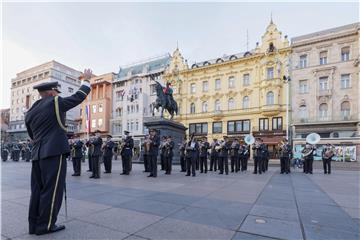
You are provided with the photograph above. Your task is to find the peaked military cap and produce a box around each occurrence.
[33,81,61,93]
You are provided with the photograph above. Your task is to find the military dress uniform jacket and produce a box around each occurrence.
[121,137,134,156]
[91,137,103,157]
[103,141,115,157]
[148,135,160,156]
[25,84,91,161]
[164,141,175,158]
[73,140,84,158]
[199,142,210,158]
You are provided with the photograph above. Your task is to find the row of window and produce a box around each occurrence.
[189,92,275,113]
[189,70,275,94]
[12,71,50,87]
[298,46,350,68]
[189,117,283,135]
[299,74,351,93]
[299,101,351,119]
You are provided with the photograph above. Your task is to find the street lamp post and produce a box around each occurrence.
[283,75,291,140]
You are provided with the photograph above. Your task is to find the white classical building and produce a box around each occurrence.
[8,60,82,141]
[111,54,171,148]
[291,23,360,161]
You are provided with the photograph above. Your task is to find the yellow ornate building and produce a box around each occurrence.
[164,21,291,157]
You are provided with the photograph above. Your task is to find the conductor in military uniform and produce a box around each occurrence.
[25,69,91,235]
[120,130,134,175]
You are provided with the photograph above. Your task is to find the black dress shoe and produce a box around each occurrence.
[147,174,154,177]
[104,171,111,174]
[87,170,92,172]
[185,174,190,176]
[89,175,95,178]
[35,225,65,235]
[29,226,36,234]
[94,176,100,179]
[120,173,126,175]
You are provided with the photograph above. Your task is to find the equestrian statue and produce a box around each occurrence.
[152,80,178,120]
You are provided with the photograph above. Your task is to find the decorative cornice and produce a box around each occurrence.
[240,88,253,96]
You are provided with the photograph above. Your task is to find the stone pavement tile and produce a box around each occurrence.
[115,187,156,197]
[169,205,248,231]
[232,232,279,240]
[119,198,184,217]
[7,196,30,206]
[327,193,360,209]
[123,235,150,240]
[294,190,337,206]
[83,191,135,207]
[343,206,360,219]
[78,207,162,234]
[298,203,359,233]
[14,219,129,240]
[239,215,303,240]
[1,188,30,201]
[303,223,360,240]
[190,198,252,213]
[1,235,10,240]
[255,197,296,209]
[143,192,201,206]
[136,218,235,240]
[165,186,215,197]
[67,185,125,200]
[1,201,71,239]
[207,189,260,204]
[250,204,299,222]
[58,198,112,218]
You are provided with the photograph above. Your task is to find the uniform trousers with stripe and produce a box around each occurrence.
[29,155,67,233]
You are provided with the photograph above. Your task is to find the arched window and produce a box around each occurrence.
[215,100,221,111]
[190,103,195,114]
[341,101,350,118]
[242,96,249,109]
[202,101,208,113]
[228,98,235,110]
[266,91,274,105]
[299,105,307,120]
[319,103,328,119]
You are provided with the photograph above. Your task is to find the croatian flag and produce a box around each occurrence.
[85,104,91,133]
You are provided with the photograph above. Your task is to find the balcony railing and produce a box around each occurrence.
[293,114,358,124]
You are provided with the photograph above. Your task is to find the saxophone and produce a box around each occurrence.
[324,145,335,159]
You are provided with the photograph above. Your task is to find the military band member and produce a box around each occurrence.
[164,136,175,175]
[90,130,103,179]
[12,143,20,161]
[1,144,9,161]
[239,141,250,171]
[302,142,316,174]
[103,135,115,173]
[199,137,210,173]
[21,143,26,161]
[86,134,94,172]
[218,137,230,175]
[25,139,32,162]
[185,133,199,177]
[262,143,269,172]
[120,130,134,175]
[322,143,334,174]
[209,138,219,171]
[143,135,151,172]
[230,138,240,173]
[279,138,291,174]
[179,137,187,172]
[148,128,160,178]
[72,136,84,176]
[160,136,167,171]
[25,71,91,235]
[252,138,265,174]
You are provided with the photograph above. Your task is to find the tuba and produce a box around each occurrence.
[244,134,255,145]
[302,133,320,157]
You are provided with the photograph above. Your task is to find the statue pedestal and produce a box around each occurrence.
[143,117,187,164]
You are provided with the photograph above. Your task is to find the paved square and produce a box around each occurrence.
[1,161,359,239]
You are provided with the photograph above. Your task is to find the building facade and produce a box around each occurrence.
[291,23,360,161]
[110,54,171,150]
[8,61,82,141]
[1,109,10,144]
[165,21,291,158]
[77,72,115,138]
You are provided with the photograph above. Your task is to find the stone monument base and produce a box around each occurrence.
[143,117,187,164]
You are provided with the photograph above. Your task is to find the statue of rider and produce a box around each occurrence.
[162,81,174,108]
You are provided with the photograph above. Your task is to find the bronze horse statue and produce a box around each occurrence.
[152,81,178,120]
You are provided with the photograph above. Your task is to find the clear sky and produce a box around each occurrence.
[2,1,359,108]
